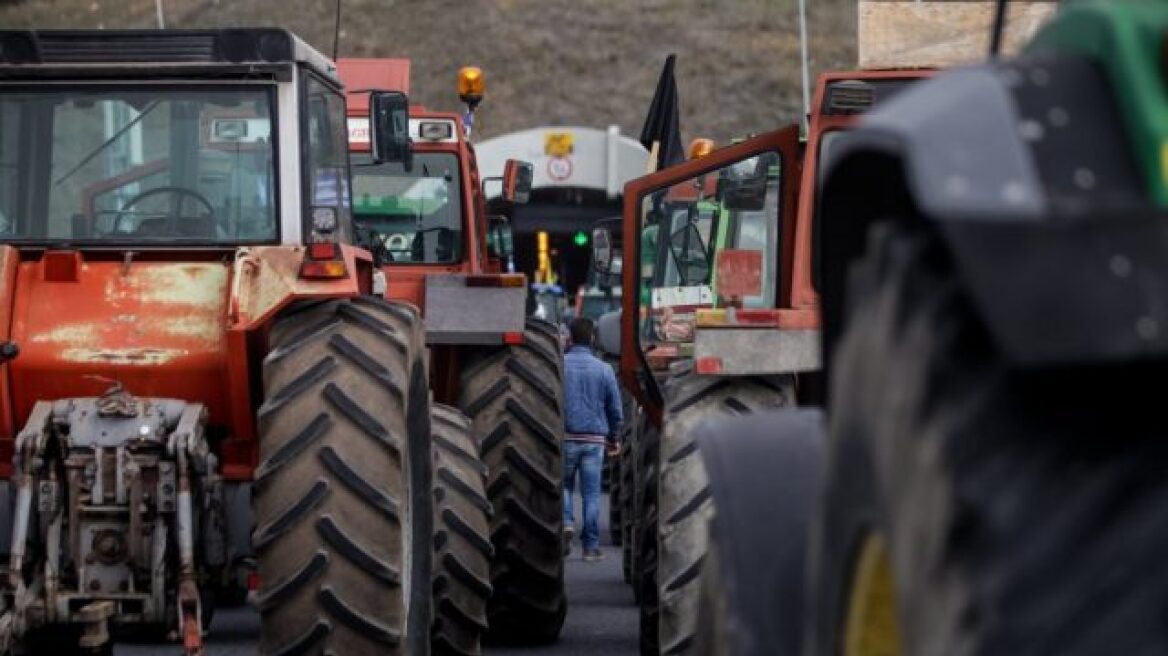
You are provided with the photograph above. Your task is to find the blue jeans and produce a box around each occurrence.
[563,441,604,550]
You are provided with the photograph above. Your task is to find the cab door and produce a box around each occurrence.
[619,126,803,422]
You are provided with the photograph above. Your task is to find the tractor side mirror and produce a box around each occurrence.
[501,159,533,204]
[487,215,514,260]
[370,90,412,168]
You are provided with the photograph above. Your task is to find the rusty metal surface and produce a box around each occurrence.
[10,257,231,432]
[3,245,369,482]
[227,245,365,329]
[694,327,820,375]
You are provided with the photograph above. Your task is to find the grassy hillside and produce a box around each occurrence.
[0,0,856,144]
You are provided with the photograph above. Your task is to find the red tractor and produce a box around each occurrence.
[0,28,438,655]
[595,69,930,653]
[337,59,567,649]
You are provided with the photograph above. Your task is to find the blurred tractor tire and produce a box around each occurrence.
[809,223,1168,655]
[635,421,660,656]
[460,318,567,644]
[619,412,639,584]
[658,373,794,655]
[255,297,432,656]
[430,404,493,656]
[610,384,635,546]
[693,410,823,656]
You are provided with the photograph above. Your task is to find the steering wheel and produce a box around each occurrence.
[117,186,215,237]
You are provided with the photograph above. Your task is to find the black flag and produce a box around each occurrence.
[639,54,685,171]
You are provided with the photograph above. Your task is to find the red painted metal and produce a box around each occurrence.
[787,69,934,311]
[0,244,372,482]
[0,247,18,476]
[714,249,763,300]
[695,356,723,375]
[339,58,410,111]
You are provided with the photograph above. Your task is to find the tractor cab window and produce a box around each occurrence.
[304,75,352,241]
[351,152,464,264]
[0,86,277,244]
[637,150,782,345]
[661,200,717,287]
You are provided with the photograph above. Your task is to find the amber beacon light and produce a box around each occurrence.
[458,66,485,107]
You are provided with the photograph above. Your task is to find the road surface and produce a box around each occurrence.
[116,494,638,655]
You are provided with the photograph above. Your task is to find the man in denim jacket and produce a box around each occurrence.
[562,317,623,561]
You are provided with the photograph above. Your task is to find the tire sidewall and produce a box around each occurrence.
[806,417,887,656]
[406,357,434,654]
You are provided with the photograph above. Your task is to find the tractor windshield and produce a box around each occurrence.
[351,152,464,264]
[0,85,277,244]
[637,150,783,344]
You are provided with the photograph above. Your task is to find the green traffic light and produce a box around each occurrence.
[573,231,589,247]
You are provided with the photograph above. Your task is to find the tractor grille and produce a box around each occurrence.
[35,33,218,63]
[0,29,296,66]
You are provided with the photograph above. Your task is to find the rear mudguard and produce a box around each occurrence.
[696,408,823,656]
[819,54,1168,369]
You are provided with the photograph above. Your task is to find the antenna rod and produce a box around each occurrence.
[989,0,1008,58]
[332,0,342,60]
[155,0,165,28]
[798,0,811,131]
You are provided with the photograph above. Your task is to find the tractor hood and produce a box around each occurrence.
[1,247,231,444]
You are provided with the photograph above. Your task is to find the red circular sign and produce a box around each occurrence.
[547,156,573,182]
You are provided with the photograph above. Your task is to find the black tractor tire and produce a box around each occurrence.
[618,413,638,584]
[693,410,823,656]
[635,420,661,655]
[658,373,795,655]
[808,223,1168,655]
[609,383,635,546]
[459,318,567,644]
[630,408,656,604]
[430,404,493,656]
[254,297,432,656]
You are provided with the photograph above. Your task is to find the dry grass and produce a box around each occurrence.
[0,0,857,143]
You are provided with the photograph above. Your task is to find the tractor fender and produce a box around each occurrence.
[820,56,1167,368]
[695,408,824,656]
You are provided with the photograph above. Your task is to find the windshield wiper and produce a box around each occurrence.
[54,101,160,187]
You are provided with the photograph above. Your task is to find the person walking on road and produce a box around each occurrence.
[562,317,623,561]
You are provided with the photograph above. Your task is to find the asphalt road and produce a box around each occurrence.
[116,494,638,655]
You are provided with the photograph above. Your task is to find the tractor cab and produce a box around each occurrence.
[339,59,531,311]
